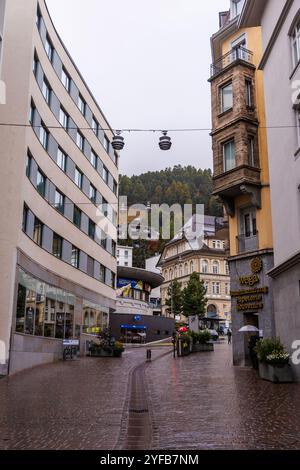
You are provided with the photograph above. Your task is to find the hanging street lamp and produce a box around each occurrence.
[112,130,125,150]
[159,131,172,151]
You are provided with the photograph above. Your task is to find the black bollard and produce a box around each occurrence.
[146,349,152,362]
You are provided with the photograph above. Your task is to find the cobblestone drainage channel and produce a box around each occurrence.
[117,349,172,451]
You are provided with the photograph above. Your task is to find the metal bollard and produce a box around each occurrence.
[146,349,152,362]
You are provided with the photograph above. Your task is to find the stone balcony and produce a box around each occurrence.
[213,165,261,216]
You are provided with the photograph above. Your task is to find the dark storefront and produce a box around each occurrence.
[110,313,175,344]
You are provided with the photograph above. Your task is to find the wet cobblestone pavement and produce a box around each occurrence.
[0,343,300,450]
[147,343,300,450]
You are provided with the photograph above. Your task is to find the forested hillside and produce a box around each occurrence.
[119,165,222,216]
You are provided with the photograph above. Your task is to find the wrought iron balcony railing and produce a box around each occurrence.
[211,46,254,77]
[236,231,259,254]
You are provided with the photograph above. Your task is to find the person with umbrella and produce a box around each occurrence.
[227,328,232,345]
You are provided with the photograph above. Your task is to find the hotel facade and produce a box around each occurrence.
[0,0,118,374]
[209,0,275,366]
[158,216,231,325]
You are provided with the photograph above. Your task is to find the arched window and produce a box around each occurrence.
[179,264,183,277]
[164,270,169,281]
[207,304,218,319]
[213,261,220,275]
[184,263,188,275]
[190,261,194,273]
[174,267,178,279]
[201,260,208,273]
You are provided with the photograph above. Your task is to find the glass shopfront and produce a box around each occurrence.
[16,269,76,340]
[82,300,109,335]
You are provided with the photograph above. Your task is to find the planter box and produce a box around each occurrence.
[89,349,123,358]
[259,363,294,383]
[192,343,214,353]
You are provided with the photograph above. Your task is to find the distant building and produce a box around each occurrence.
[158,216,231,326]
[117,245,133,267]
[146,255,162,316]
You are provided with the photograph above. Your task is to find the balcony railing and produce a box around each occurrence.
[211,46,254,77]
[236,232,259,254]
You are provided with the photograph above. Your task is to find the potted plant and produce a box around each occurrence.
[89,331,124,358]
[255,338,293,383]
[191,330,214,352]
[177,332,192,357]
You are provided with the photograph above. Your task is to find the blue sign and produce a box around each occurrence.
[134,315,141,322]
[120,325,147,330]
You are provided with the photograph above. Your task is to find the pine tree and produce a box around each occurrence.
[182,272,207,319]
[165,280,183,318]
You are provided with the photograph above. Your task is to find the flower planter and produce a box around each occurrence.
[89,349,123,358]
[259,363,294,383]
[192,343,214,353]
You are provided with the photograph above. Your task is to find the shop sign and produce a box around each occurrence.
[63,339,79,346]
[232,257,268,313]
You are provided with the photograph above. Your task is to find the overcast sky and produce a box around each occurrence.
[47,0,229,176]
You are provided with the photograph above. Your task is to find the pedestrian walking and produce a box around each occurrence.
[227,329,232,345]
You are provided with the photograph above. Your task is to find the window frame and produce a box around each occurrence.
[220,81,233,113]
[44,35,53,62]
[222,139,236,172]
[78,94,86,115]
[73,205,82,228]
[59,107,69,130]
[76,130,84,151]
[54,189,65,214]
[71,246,80,269]
[74,167,83,189]
[61,67,71,92]
[36,169,46,197]
[57,148,67,172]
[291,19,300,68]
[52,233,63,259]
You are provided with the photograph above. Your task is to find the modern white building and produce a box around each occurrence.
[117,245,133,267]
[0,0,118,375]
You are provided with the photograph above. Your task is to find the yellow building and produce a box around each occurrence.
[158,216,231,326]
[209,0,274,365]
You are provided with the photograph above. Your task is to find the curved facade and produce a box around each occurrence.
[0,0,118,374]
[110,266,174,344]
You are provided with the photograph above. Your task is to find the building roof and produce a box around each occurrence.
[117,266,164,289]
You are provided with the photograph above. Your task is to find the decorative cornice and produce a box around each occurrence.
[258,0,294,70]
[268,250,300,278]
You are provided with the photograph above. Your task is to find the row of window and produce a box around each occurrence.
[204,281,230,296]
[33,53,118,196]
[36,5,118,167]
[22,205,116,288]
[220,77,253,113]
[29,102,118,225]
[164,260,229,281]
[26,153,116,256]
